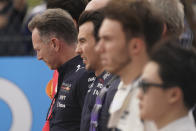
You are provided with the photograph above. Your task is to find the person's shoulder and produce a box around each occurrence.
[77,70,96,85]
[109,77,120,87]
[73,64,94,80]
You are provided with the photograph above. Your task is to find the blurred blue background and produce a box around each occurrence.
[0,57,53,131]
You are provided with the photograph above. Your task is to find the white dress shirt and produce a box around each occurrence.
[159,115,196,131]
[108,81,144,131]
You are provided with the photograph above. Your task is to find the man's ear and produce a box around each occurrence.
[73,19,77,28]
[128,38,145,55]
[51,38,61,52]
[162,23,167,37]
[167,87,182,104]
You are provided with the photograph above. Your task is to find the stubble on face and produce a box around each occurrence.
[32,28,60,70]
[78,22,101,72]
[98,19,132,75]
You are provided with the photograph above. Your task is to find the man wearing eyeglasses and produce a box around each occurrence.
[137,38,196,131]
[96,0,164,130]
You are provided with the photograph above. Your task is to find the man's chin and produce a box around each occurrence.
[85,65,90,71]
[103,66,111,72]
[48,65,56,70]
[49,67,55,70]
[104,67,117,75]
[45,62,57,70]
[85,65,94,72]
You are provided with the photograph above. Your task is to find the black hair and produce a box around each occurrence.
[78,10,104,41]
[47,0,86,22]
[151,37,196,109]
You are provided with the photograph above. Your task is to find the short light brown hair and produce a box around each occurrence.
[28,8,78,45]
[103,0,164,53]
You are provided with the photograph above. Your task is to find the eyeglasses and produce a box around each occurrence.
[138,79,171,93]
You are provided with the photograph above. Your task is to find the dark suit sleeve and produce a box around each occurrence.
[98,79,120,131]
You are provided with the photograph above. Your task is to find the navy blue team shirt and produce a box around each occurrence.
[80,71,115,131]
[48,55,95,131]
[98,77,120,131]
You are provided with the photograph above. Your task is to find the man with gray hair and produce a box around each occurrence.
[149,0,194,48]
[28,8,95,131]
[149,0,184,37]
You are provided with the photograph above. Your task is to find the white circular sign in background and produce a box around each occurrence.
[0,78,32,131]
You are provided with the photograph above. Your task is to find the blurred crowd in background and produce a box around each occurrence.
[0,0,195,56]
[0,0,77,56]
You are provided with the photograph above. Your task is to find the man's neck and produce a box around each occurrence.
[119,63,140,85]
[120,57,148,85]
[95,66,104,77]
[155,106,189,129]
[60,45,77,65]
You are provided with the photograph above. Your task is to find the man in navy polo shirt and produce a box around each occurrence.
[76,10,120,131]
[28,8,95,131]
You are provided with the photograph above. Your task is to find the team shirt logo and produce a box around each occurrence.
[57,83,72,109]
[88,72,111,95]
[61,83,71,91]
[76,64,85,72]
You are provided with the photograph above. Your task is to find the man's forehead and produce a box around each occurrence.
[79,22,94,35]
[100,19,122,33]
[79,21,94,30]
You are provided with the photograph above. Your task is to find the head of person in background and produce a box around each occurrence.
[23,0,84,54]
[96,0,164,84]
[28,8,77,70]
[76,10,104,76]
[38,0,86,99]
[0,0,12,28]
[138,38,196,130]
[47,0,86,24]
[149,0,184,37]
[83,0,91,5]
[85,0,110,11]
[0,0,26,29]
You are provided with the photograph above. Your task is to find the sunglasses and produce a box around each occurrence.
[137,79,171,93]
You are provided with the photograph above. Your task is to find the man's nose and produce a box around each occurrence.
[95,40,104,53]
[75,44,82,55]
